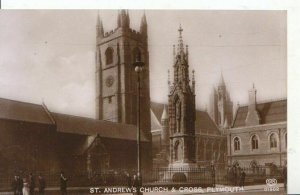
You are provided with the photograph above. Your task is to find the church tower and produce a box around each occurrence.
[95,11,151,139]
[168,25,196,168]
[209,73,233,130]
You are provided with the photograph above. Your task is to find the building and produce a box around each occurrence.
[209,73,233,131]
[0,98,151,177]
[0,11,152,177]
[227,85,287,168]
[95,10,151,141]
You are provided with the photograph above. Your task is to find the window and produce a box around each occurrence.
[105,48,113,65]
[174,141,180,161]
[234,137,240,151]
[251,135,258,150]
[270,133,277,148]
[132,48,141,62]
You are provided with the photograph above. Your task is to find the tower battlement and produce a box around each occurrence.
[95,10,151,142]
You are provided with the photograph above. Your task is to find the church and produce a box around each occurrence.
[0,10,153,178]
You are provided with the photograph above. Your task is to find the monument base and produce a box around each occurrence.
[162,162,198,182]
[168,162,198,169]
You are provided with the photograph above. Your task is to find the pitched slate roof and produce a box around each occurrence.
[0,97,149,142]
[0,98,54,125]
[151,102,165,123]
[195,110,220,134]
[232,99,287,128]
[52,113,149,142]
[150,102,220,135]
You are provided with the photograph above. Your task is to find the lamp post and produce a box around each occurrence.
[133,53,144,195]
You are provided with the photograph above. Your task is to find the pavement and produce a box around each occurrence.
[0,183,286,195]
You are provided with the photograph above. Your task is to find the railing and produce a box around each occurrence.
[0,166,285,191]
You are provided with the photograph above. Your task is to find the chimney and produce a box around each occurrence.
[245,84,260,126]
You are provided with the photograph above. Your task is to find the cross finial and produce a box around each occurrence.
[177,24,184,53]
[178,24,183,35]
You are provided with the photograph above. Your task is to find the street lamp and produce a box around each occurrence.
[132,52,144,195]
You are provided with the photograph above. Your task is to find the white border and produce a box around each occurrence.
[1,0,300,194]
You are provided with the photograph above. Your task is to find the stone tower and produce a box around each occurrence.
[209,73,233,130]
[168,25,196,168]
[95,11,151,139]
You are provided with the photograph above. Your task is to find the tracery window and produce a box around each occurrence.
[270,133,277,148]
[105,47,114,65]
[234,137,240,151]
[251,135,258,150]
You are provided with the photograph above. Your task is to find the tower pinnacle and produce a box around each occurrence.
[118,9,130,28]
[177,25,184,53]
[140,11,147,36]
[219,71,225,86]
[96,13,104,37]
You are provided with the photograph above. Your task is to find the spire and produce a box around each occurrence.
[117,10,121,27]
[173,45,176,63]
[168,69,171,86]
[126,10,130,27]
[161,105,168,121]
[118,9,129,29]
[140,11,147,36]
[177,24,184,54]
[192,69,195,93]
[96,13,104,37]
[219,71,225,86]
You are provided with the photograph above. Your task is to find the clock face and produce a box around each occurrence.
[105,75,114,87]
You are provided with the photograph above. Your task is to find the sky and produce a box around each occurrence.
[0,10,287,118]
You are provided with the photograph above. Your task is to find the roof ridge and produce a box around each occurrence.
[0,97,43,107]
[51,112,136,128]
[42,102,56,125]
[237,97,287,107]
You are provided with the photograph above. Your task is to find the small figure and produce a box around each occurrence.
[38,175,46,195]
[282,161,287,191]
[17,176,24,195]
[126,172,132,188]
[22,178,30,195]
[12,175,18,195]
[210,164,216,187]
[29,173,35,195]
[60,171,68,195]
[239,169,246,187]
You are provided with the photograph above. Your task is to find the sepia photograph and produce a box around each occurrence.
[0,10,287,194]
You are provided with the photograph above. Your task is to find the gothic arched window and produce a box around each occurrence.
[132,48,142,63]
[105,47,114,65]
[175,98,181,133]
[174,141,180,161]
[270,133,277,148]
[234,137,240,151]
[251,135,258,150]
